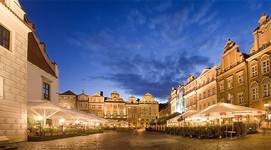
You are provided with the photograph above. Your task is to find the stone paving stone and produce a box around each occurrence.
[8,131,271,150]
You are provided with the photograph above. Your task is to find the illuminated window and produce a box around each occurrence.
[227,77,233,89]
[262,59,270,74]
[237,92,244,104]
[219,81,224,92]
[0,25,10,50]
[263,78,271,97]
[251,65,258,77]
[236,71,244,84]
[251,82,258,101]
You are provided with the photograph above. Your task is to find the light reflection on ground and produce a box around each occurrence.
[11,131,271,150]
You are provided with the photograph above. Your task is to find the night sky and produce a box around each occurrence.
[20,0,271,102]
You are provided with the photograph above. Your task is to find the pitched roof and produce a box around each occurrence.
[28,32,58,78]
[60,90,76,96]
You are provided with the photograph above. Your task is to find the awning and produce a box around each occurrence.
[188,103,265,121]
[28,100,107,126]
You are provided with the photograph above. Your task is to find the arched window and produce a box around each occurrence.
[251,82,258,101]
[262,78,271,98]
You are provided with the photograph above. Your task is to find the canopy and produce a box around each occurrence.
[188,103,265,121]
[28,100,107,126]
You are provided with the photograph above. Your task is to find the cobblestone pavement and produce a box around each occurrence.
[9,131,271,150]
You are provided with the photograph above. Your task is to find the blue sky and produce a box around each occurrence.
[20,0,271,102]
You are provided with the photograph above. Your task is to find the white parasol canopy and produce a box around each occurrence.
[189,103,265,121]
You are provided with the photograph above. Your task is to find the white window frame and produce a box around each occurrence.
[251,65,258,77]
[237,92,244,104]
[262,59,270,74]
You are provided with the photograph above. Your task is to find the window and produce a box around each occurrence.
[42,82,50,100]
[0,25,10,50]
[251,65,258,77]
[92,105,95,109]
[219,81,224,92]
[227,77,233,89]
[238,92,244,104]
[263,79,271,97]
[236,71,244,84]
[262,59,270,74]
[251,83,258,101]
[227,93,233,104]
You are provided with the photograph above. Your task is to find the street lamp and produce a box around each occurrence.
[59,118,65,133]
[264,103,271,120]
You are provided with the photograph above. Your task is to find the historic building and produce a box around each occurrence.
[159,103,171,118]
[216,39,249,106]
[104,91,127,120]
[88,92,104,118]
[58,90,77,109]
[169,87,178,114]
[0,0,31,142]
[138,93,159,127]
[184,75,197,111]
[247,14,271,110]
[169,85,185,114]
[126,96,139,127]
[196,66,217,111]
[77,92,89,112]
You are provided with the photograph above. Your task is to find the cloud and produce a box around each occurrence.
[68,0,218,99]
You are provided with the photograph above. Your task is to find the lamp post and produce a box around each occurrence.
[36,115,43,136]
[59,118,65,134]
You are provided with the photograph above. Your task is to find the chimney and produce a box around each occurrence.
[100,91,103,96]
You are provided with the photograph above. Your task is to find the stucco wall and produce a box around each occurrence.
[0,2,30,142]
[27,62,59,104]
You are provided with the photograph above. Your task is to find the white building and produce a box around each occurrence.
[0,0,31,142]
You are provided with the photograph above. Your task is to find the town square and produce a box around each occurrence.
[0,0,271,149]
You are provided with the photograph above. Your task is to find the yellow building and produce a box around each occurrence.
[184,75,197,111]
[170,87,178,114]
[77,92,89,112]
[216,39,249,106]
[104,91,127,120]
[247,14,271,110]
[138,93,159,127]
[126,96,139,127]
[58,90,77,110]
[196,66,217,111]
[88,92,104,118]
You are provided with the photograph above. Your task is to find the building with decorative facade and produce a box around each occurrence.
[247,14,271,110]
[104,91,127,120]
[196,66,217,111]
[88,92,104,118]
[58,90,77,109]
[77,92,89,112]
[184,75,197,111]
[138,93,159,127]
[126,96,139,127]
[216,39,249,107]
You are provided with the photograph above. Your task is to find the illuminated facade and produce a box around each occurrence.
[247,14,271,110]
[196,66,217,111]
[0,0,31,142]
[138,93,159,127]
[58,90,77,109]
[126,96,139,127]
[184,75,197,111]
[88,92,104,118]
[77,93,89,112]
[104,91,127,120]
